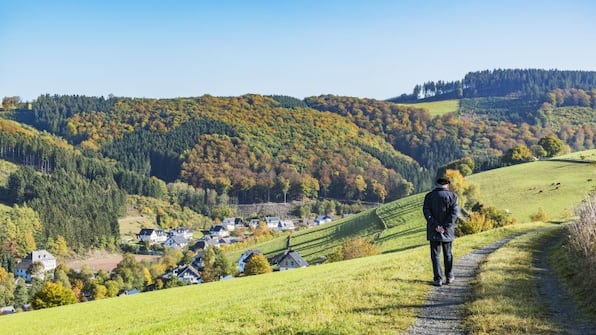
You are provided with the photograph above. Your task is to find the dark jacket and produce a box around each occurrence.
[423,185,459,242]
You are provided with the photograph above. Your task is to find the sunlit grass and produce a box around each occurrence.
[1,222,548,335]
[398,99,460,116]
[468,160,596,222]
[464,225,564,335]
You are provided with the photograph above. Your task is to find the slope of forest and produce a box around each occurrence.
[0,68,595,256]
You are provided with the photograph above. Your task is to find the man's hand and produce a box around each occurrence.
[435,225,445,234]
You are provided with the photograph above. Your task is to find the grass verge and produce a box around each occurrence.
[464,224,565,335]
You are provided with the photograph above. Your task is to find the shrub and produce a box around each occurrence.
[341,237,379,260]
[456,212,493,236]
[243,254,272,276]
[529,207,548,222]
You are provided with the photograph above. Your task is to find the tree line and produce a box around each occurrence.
[389,69,596,102]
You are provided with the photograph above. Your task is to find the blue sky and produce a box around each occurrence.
[1,0,595,102]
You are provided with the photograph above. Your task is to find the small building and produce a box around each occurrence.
[265,216,281,229]
[314,215,333,225]
[169,227,194,240]
[269,250,308,271]
[15,250,57,282]
[209,225,230,238]
[276,220,296,232]
[248,219,261,229]
[0,306,16,315]
[221,218,237,231]
[138,229,168,244]
[164,235,189,250]
[164,265,202,285]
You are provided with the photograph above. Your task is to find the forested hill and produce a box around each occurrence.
[389,69,596,102]
[1,68,596,253]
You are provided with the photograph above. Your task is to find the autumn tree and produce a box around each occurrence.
[202,246,231,282]
[503,144,534,163]
[538,135,566,157]
[2,96,20,110]
[243,254,272,276]
[0,266,15,306]
[31,282,77,309]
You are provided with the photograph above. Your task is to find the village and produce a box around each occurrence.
[1,214,336,314]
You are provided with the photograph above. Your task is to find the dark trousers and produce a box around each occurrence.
[430,241,453,281]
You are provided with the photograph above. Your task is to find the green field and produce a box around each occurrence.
[468,160,596,222]
[1,222,550,335]
[399,99,459,116]
[1,154,594,334]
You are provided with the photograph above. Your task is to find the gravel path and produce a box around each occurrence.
[406,229,596,335]
[534,233,596,335]
[406,233,527,335]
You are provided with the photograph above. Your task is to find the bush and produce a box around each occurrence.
[243,254,272,276]
[456,212,493,236]
[529,207,548,222]
[456,205,514,236]
[341,237,379,260]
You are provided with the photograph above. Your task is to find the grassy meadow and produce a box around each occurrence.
[1,154,594,334]
[1,222,550,335]
[467,160,596,222]
[398,99,460,116]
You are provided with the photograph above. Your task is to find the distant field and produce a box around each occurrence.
[468,160,596,222]
[556,149,596,161]
[399,99,459,116]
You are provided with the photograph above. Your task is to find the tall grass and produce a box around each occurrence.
[552,193,596,315]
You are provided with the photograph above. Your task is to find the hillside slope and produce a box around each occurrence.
[226,155,595,264]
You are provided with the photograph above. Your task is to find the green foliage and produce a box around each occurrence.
[456,205,514,236]
[503,144,534,163]
[202,246,232,282]
[0,204,42,258]
[112,254,146,291]
[0,266,15,306]
[538,135,566,157]
[243,253,272,276]
[31,282,77,309]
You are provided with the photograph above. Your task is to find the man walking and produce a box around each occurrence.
[423,177,460,287]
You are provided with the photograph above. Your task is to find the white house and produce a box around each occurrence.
[164,265,202,284]
[277,220,296,232]
[209,225,230,238]
[265,216,281,230]
[164,236,189,249]
[169,227,193,240]
[248,219,261,229]
[15,250,57,282]
[221,218,237,231]
[314,215,333,225]
[138,229,168,243]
